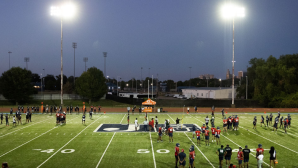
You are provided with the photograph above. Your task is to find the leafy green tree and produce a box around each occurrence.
[75,67,107,104]
[0,67,35,105]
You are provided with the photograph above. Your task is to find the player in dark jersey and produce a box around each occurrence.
[70,105,73,114]
[82,114,85,124]
[242,145,250,168]
[211,105,215,117]
[266,115,269,127]
[288,114,291,128]
[89,110,92,119]
[26,111,30,123]
[225,144,232,166]
[277,111,280,119]
[5,114,9,126]
[269,113,273,126]
[260,115,264,127]
[273,117,278,132]
[279,116,283,128]
[127,114,130,125]
[10,108,13,118]
[0,112,3,124]
[253,116,257,129]
[221,108,225,119]
[284,118,288,134]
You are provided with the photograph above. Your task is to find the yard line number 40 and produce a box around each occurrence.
[33,149,75,153]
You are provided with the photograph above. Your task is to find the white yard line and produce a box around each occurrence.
[120,114,126,124]
[37,116,102,168]
[0,118,52,138]
[191,114,272,167]
[149,132,157,168]
[95,132,116,168]
[0,127,57,158]
[239,126,298,154]
[184,132,215,168]
[167,114,175,123]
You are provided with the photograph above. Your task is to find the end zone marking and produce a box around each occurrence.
[96,132,116,168]
[37,116,102,168]
[184,132,215,168]
[150,132,157,168]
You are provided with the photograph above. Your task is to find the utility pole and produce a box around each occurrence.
[8,51,12,69]
[72,42,77,84]
[83,57,88,72]
[189,67,191,87]
[103,52,107,78]
[246,76,248,99]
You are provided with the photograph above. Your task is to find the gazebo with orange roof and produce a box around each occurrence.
[142,98,156,112]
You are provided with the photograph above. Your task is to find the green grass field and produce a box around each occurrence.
[0,112,297,168]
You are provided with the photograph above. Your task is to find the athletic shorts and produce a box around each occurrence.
[206,122,209,125]
[56,117,59,121]
[202,130,205,133]
[253,122,256,126]
[179,161,186,166]
[135,124,138,127]
[216,135,220,138]
[159,133,162,136]
[169,133,173,137]
[288,121,291,125]
[270,118,272,121]
[284,125,287,128]
[82,119,85,121]
[197,136,200,140]
[229,123,232,127]
[238,160,243,164]
[189,158,194,165]
[274,123,277,128]
[235,122,238,126]
[175,155,178,160]
[212,133,215,136]
[223,124,227,127]
[205,136,209,140]
[219,156,223,161]
[244,158,249,163]
[225,156,231,160]
[192,131,195,135]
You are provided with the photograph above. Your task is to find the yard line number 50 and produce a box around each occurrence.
[137,149,170,154]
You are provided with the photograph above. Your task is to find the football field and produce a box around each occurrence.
[0,112,297,168]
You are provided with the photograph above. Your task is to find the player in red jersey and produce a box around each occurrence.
[175,143,180,168]
[189,147,195,168]
[211,125,217,143]
[195,128,201,146]
[256,144,264,157]
[223,117,228,133]
[237,147,244,168]
[215,126,221,145]
[168,126,174,143]
[157,126,163,142]
[201,124,206,140]
[205,127,210,146]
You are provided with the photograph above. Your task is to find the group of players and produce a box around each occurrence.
[253,111,292,133]
[0,109,32,127]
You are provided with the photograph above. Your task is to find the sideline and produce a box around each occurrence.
[37,116,102,168]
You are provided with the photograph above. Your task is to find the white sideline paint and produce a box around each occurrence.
[239,126,298,154]
[95,132,116,168]
[149,132,157,168]
[37,116,102,168]
[0,127,57,158]
[0,118,52,138]
[184,132,215,168]
[167,114,175,123]
[120,114,126,124]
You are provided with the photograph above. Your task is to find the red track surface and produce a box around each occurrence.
[1,107,297,113]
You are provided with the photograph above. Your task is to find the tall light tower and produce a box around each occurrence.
[72,42,77,84]
[141,67,143,90]
[221,3,245,106]
[51,2,76,105]
[8,51,12,69]
[24,57,30,70]
[103,52,107,78]
[189,67,192,87]
[83,57,88,72]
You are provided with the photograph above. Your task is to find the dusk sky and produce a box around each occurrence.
[1,0,298,82]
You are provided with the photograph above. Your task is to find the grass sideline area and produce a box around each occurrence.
[0,112,297,167]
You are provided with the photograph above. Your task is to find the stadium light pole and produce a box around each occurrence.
[72,42,77,85]
[8,51,12,69]
[103,52,107,78]
[83,57,88,72]
[246,76,248,99]
[51,2,76,105]
[219,78,221,87]
[221,3,245,106]
[117,76,120,96]
[24,57,30,70]
[189,67,191,88]
[141,67,143,91]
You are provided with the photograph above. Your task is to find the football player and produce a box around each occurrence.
[134,118,138,131]
[189,146,195,168]
[89,110,92,119]
[211,116,215,127]
[56,111,60,125]
[26,110,30,123]
[223,117,228,133]
[201,124,206,140]
[279,116,283,128]
[266,115,269,127]
[127,114,130,125]
[211,105,215,117]
[273,117,278,132]
[211,125,216,143]
[157,126,163,142]
[175,143,180,168]
[0,112,3,124]
[288,114,291,128]
[168,126,174,143]
[178,149,186,168]
[284,117,288,134]
[155,116,158,129]
[256,144,264,157]
[234,115,239,131]
[269,113,273,126]
[260,115,264,127]
[221,108,225,119]
[253,116,257,129]
[205,116,210,127]
[5,114,9,126]
[176,117,182,130]
[13,115,16,127]
[215,126,221,145]
[82,114,85,124]
[205,127,210,146]
[195,128,201,146]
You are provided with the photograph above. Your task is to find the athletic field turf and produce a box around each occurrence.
[0,112,297,168]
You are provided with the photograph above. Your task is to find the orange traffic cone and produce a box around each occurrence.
[264,111,266,114]
[104,111,106,115]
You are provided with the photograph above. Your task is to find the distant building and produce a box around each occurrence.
[237,71,243,79]
[182,87,237,99]
[226,69,232,79]
[199,74,214,79]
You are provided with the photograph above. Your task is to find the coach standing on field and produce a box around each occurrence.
[243,145,250,168]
